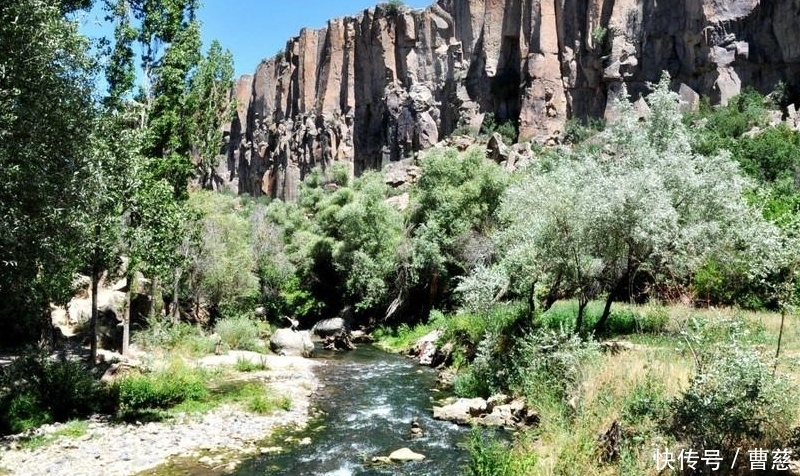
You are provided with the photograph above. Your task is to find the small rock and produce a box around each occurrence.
[299,437,312,445]
[388,447,425,462]
[371,456,392,465]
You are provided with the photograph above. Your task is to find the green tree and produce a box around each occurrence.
[325,172,403,315]
[0,0,97,345]
[135,0,202,198]
[100,0,193,352]
[103,0,137,110]
[475,73,774,334]
[407,147,509,317]
[74,117,129,363]
[186,192,259,318]
[186,40,234,190]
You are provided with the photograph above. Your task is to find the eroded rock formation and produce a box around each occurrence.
[223,0,800,199]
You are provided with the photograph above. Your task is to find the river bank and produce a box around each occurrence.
[0,351,319,476]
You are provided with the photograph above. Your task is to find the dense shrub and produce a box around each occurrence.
[508,328,600,405]
[467,428,536,476]
[0,352,109,434]
[214,314,262,351]
[116,365,208,411]
[133,317,215,355]
[187,191,260,315]
[480,112,517,145]
[563,117,605,144]
[669,344,796,457]
[621,372,670,427]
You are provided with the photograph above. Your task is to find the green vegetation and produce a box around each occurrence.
[590,26,608,48]
[2,0,800,472]
[480,112,517,145]
[414,301,800,475]
[670,343,796,459]
[0,352,111,434]
[373,323,436,353]
[467,429,537,476]
[18,420,90,450]
[214,314,263,351]
[115,364,208,412]
[383,0,405,17]
[234,356,270,372]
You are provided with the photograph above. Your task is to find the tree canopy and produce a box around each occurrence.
[461,74,778,334]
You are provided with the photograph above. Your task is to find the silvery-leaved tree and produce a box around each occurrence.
[461,73,778,335]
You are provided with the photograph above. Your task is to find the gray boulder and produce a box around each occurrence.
[311,317,346,338]
[269,329,314,357]
[432,395,538,428]
[432,397,487,425]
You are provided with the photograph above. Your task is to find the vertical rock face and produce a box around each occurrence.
[224,0,800,200]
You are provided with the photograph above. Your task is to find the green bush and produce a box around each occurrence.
[563,117,605,144]
[480,112,517,144]
[467,429,536,476]
[234,356,269,372]
[383,0,404,17]
[1,393,51,434]
[0,352,109,434]
[508,328,600,405]
[373,322,436,353]
[622,372,669,426]
[247,392,291,414]
[604,306,669,335]
[116,366,208,411]
[215,314,261,351]
[669,344,797,457]
[591,26,607,47]
[217,382,291,414]
[133,317,215,355]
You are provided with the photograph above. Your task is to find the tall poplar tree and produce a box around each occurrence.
[0,0,96,345]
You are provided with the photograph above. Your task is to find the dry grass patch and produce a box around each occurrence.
[528,345,692,476]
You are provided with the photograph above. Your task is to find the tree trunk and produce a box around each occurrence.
[172,267,181,323]
[595,291,615,336]
[90,262,100,365]
[526,280,536,318]
[149,276,160,320]
[574,294,588,335]
[543,273,562,312]
[594,270,631,335]
[123,271,133,356]
[774,307,787,375]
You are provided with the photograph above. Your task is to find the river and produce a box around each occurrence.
[232,345,472,475]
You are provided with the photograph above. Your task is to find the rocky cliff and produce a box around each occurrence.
[221,0,800,199]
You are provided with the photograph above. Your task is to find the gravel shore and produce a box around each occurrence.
[0,351,320,476]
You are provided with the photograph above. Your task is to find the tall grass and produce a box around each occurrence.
[115,363,209,412]
[214,314,263,351]
[133,317,215,356]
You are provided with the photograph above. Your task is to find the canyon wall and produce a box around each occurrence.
[221,0,800,199]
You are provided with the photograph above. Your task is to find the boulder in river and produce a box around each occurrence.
[311,317,346,338]
[269,329,314,357]
[388,447,425,462]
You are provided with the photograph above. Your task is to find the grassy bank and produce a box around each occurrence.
[376,302,800,476]
[0,314,277,438]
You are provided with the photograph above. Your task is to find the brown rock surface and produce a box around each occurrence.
[224,0,800,200]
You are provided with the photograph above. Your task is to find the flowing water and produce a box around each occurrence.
[232,345,472,476]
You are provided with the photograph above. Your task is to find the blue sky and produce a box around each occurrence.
[81,0,433,79]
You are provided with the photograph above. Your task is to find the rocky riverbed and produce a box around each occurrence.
[0,351,319,476]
